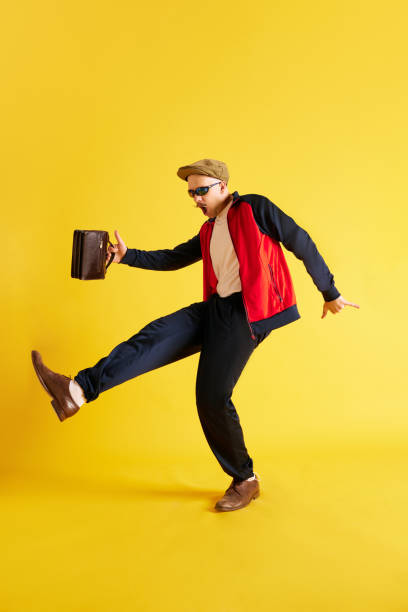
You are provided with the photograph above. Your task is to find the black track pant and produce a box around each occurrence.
[75,291,269,481]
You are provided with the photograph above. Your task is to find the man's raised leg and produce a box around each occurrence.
[32,300,207,421]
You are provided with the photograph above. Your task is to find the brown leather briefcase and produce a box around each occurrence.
[71,230,115,280]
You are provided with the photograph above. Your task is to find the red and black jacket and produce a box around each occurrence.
[120,191,341,341]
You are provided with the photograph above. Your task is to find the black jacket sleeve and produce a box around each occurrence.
[248,194,341,302]
[118,232,202,271]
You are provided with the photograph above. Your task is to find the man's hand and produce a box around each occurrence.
[322,295,360,318]
[106,230,127,264]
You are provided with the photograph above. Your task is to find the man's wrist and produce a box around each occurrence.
[119,248,130,264]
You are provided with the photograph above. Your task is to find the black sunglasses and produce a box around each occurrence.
[187,181,221,197]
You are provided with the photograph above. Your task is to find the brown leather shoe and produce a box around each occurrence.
[214,473,261,512]
[31,350,81,422]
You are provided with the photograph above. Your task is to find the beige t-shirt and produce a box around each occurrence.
[209,198,242,297]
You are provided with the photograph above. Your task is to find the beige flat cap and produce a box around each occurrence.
[177,158,229,183]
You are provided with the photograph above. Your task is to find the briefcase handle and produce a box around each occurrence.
[106,240,115,270]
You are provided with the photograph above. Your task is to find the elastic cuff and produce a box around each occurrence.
[322,286,341,302]
[119,248,133,265]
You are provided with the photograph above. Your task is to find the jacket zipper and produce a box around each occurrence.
[268,263,283,303]
[225,212,257,341]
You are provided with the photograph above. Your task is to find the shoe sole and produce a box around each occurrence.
[31,351,67,422]
[215,490,260,512]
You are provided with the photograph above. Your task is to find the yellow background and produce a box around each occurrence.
[1,0,407,610]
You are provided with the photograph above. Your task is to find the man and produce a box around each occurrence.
[32,158,360,512]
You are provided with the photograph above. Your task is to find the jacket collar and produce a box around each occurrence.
[208,191,240,223]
